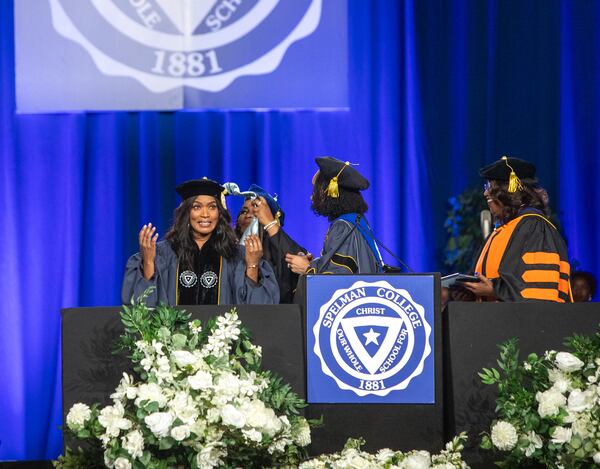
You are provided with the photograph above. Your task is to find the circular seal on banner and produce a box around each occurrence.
[179,270,198,288]
[48,0,322,93]
[313,280,432,397]
[200,271,218,289]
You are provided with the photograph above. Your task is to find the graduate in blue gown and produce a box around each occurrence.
[121,178,279,306]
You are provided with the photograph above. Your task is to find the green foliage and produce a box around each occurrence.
[57,288,314,469]
[443,187,488,273]
[479,330,600,469]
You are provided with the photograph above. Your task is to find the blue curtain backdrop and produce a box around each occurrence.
[1,0,599,460]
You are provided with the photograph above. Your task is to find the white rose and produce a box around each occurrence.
[242,400,268,429]
[567,389,594,413]
[122,429,144,459]
[169,391,198,425]
[547,369,571,394]
[98,402,132,437]
[188,370,213,390]
[135,383,168,408]
[376,448,395,463]
[262,408,283,437]
[66,403,91,430]
[490,421,518,451]
[550,426,572,444]
[215,373,241,396]
[572,414,593,438]
[144,412,174,438]
[347,454,371,469]
[114,457,132,469]
[555,352,584,372]
[242,428,263,442]
[536,388,567,418]
[171,424,191,441]
[593,452,600,464]
[402,451,431,469]
[171,350,196,367]
[221,404,246,428]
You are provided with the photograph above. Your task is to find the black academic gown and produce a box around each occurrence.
[475,209,571,302]
[121,240,280,306]
[307,218,379,274]
[261,228,306,303]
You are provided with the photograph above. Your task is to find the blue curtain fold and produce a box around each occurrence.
[1,0,599,460]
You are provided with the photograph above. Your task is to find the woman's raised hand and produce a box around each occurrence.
[244,234,263,282]
[139,223,158,280]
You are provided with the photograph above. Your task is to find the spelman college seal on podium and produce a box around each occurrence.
[307,277,435,403]
[47,0,322,93]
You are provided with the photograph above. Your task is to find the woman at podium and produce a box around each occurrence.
[285,156,382,275]
[121,178,279,306]
[460,156,572,302]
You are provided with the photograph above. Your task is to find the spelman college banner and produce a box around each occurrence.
[14,0,347,112]
[307,275,435,404]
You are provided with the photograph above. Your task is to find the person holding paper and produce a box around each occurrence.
[460,156,571,302]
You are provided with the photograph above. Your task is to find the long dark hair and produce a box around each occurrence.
[487,179,549,223]
[311,172,368,221]
[165,196,238,266]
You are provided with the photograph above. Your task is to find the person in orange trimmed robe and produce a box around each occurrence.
[461,156,572,303]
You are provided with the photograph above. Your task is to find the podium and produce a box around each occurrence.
[61,292,600,465]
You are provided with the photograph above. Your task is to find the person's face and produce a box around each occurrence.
[483,181,503,221]
[189,195,219,238]
[237,199,254,232]
[572,277,592,302]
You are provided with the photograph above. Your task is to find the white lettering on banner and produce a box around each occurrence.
[129,0,162,29]
[151,50,223,77]
[205,0,245,31]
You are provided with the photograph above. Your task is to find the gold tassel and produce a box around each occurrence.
[502,156,523,193]
[326,177,340,198]
[326,162,350,198]
[220,190,227,209]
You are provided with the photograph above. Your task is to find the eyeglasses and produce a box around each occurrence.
[483,181,492,192]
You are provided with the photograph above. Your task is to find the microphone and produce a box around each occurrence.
[480,209,492,239]
[223,182,257,199]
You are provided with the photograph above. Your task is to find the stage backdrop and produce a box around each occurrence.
[1,0,599,461]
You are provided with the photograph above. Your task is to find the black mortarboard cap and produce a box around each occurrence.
[247,184,285,225]
[480,156,536,193]
[479,156,536,181]
[315,156,370,194]
[176,178,226,206]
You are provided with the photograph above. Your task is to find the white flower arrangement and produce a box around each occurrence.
[56,290,312,468]
[298,433,469,469]
[480,333,600,468]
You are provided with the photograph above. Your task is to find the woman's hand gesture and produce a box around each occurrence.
[244,234,263,282]
[139,223,158,280]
